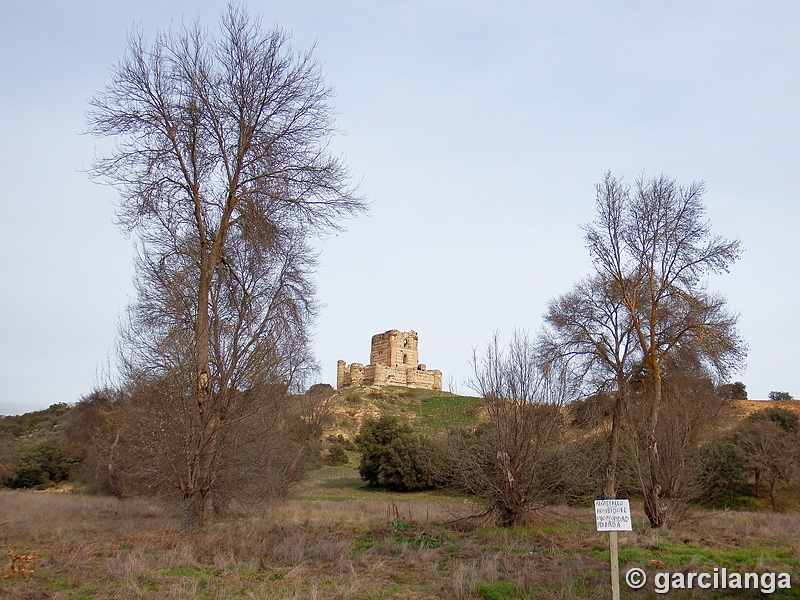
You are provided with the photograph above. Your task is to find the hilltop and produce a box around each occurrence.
[322,385,483,441]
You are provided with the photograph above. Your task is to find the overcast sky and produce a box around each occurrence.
[1,1,798,415]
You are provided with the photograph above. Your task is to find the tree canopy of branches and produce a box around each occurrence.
[439,332,572,527]
[541,274,637,499]
[88,5,365,530]
[568,172,746,527]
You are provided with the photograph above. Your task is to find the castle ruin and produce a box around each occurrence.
[337,330,442,390]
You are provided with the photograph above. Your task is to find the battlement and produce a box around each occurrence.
[337,329,442,391]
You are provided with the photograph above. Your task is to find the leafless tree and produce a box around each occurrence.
[95,375,326,509]
[88,5,365,530]
[440,331,572,527]
[622,360,733,522]
[733,408,800,510]
[735,420,798,511]
[583,172,745,527]
[540,274,639,499]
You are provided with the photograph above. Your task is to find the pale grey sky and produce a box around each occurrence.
[1,1,798,414]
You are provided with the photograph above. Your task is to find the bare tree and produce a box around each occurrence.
[621,360,734,522]
[583,172,745,527]
[95,375,326,510]
[540,274,638,499]
[440,331,572,527]
[735,420,798,511]
[734,407,800,509]
[88,5,365,530]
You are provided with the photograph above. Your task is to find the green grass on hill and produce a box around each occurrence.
[333,385,483,433]
[418,394,483,429]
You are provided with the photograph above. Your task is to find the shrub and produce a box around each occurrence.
[717,381,747,400]
[324,443,350,466]
[325,433,356,451]
[768,391,793,402]
[695,438,749,503]
[0,435,19,486]
[355,415,434,491]
[746,406,799,432]
[9,439,76,489]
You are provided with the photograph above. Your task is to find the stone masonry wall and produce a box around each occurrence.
[337,329,442,391]
[370,330,419,369]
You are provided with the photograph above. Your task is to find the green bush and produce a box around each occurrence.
[746,406,799,432]
[695,438,749,504]
[9,439,76,489]
[717,381,747,400]
[324,442,350,466]
[355,415,434,491]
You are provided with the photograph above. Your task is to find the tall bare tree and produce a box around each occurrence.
[88,5,365,530]
[540,274,638,499]
[583,172,745,527]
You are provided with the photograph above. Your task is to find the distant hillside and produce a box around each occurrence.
[323,387,800,440]
[0,403,77,489]
[0,403,72,438]
[711,398,800,434]
[729,399,800,418]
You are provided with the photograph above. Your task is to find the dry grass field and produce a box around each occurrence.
[2,462,800,600]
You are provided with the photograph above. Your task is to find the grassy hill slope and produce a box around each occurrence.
[322,385,483,442]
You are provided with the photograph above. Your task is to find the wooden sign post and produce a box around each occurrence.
[594,499,633,600]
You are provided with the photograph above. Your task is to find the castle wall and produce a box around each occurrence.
[406,367,442,390]
[338,329,441,391]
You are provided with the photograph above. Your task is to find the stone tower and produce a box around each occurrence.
[370,330,419,368]
[337,329,442,390]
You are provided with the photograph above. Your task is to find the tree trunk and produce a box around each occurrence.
[644,365,665,528]
[183,490,207,533]
[187,250,215,532]
[603,379,627,499]
[769,477,777,512]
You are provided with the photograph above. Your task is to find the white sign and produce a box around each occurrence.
[594,499,632,531]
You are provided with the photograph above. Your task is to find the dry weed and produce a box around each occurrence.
[3,549,36,581]
[2,490,799,599]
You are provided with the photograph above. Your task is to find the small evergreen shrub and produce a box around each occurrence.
[746,406,799,432]
[695,438,749,504]
[355,415,434,491]
[324,443,350,466]
[9,439,76,489]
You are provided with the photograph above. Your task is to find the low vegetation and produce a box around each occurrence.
[3,385,800,598]
[2,469,800,599]
[4,386,800,513]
